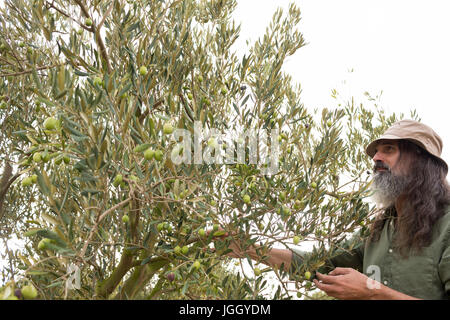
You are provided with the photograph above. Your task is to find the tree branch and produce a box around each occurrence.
[138,99,164,124]
[101,226,159,299]
[0,63,62,77]
[74,0,112,74]
[178,93,195,122]
[98,2,114,31]
[79,197,132,261]
[0,161,20,222]
[45,1,71,19]
[114,259,169,299]
[95,248,135,299]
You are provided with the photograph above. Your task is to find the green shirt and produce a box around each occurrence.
[290,209,450,300]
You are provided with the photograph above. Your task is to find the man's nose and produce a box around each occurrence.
[373,159,388,170]
[372,151,384,163]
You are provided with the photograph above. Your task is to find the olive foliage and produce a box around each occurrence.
[0,0,412,299]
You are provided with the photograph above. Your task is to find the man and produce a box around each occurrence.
[223,120,450,300]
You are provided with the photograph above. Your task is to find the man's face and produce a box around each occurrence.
[372,140,401,174]
[371,140,411,208]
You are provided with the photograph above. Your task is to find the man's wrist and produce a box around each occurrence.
[367,282,387,300]
[368,282,420,300]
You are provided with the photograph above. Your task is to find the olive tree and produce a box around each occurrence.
[0,0,411,300]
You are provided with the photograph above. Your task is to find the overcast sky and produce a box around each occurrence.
[232,0,450,168]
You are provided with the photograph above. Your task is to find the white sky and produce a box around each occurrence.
[232,0,450,167]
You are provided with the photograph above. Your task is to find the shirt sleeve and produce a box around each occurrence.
[326,240,365,272]
[289,235,365,281]
[438,230,450,298]
[289,248,309,279]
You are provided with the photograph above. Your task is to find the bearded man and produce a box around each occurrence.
[224,120,450,299]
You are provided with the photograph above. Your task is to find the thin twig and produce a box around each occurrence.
[98,2,114,31]
[0,63,62,77]
[79,197,132,261]
[138,99,164,123]
[74,0,111,73]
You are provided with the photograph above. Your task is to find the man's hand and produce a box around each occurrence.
[209,229,254,258]
[313,267,421,300]
[210,230,293,271]
[313,267,377,300]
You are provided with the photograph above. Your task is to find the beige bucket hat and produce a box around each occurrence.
[366,119,448,174]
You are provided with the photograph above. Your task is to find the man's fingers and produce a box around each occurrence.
[328,267,352,276]
[207,228,230,240]
[315,271,337,284]
[207,226,237,239]
[211,231,243,258]
[313,279,337,295]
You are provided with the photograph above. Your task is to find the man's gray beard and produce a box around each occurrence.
[371,171,410,209]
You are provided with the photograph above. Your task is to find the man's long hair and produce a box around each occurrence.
[368,140,450,256]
